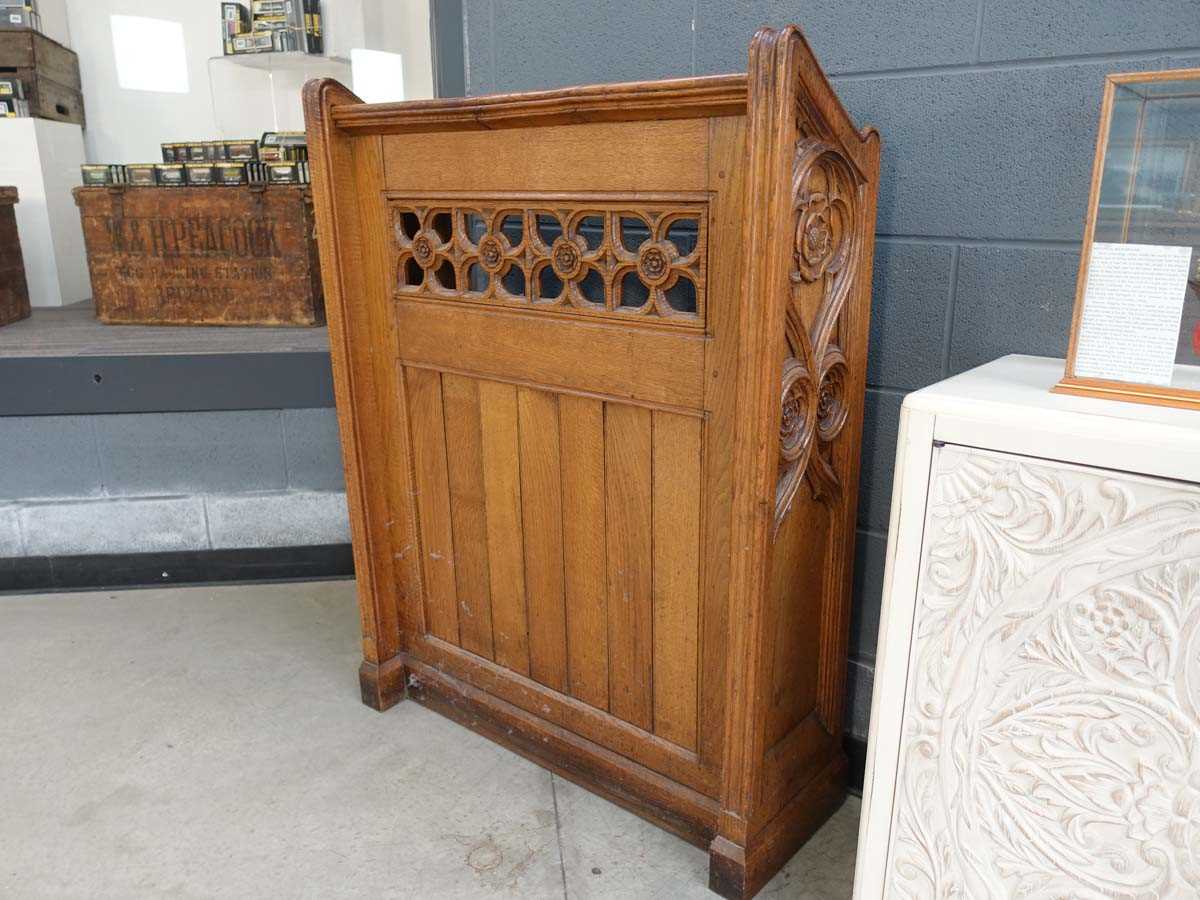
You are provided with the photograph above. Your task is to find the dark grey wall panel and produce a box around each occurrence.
[849,530,887,662]
[0,353,334,417]
[487,0,694,92]
[857,389,902,534]
[836,53,1200,241]
[431,0,466,97]
[462,0,496,94]
[979,0,1200,61]
[949,245,1078,374]
[867,240,955,391]
[695,0,978,76]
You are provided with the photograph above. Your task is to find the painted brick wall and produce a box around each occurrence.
[461,0,1200,737]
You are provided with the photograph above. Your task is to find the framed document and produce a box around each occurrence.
[1056,68,1200,409]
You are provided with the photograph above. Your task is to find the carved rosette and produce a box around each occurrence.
[550,236,585,281]
[816,348,848,444]
[389,200,707,325]
[477,235,505,273]
[887,447,1200,898]
[773,138,863,532]
[636,241,676,288]
[411,234,436,268]
[778,355,818,473]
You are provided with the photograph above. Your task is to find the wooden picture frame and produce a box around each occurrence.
[1055,67,1200,409]
[304,25,880,899]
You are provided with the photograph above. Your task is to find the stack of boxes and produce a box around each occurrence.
[0,13,85,125]
[222,0,323,56]
[0,75,29,117]
[0,0,41,33]
[0,0,40,115]
[80,133,311,187]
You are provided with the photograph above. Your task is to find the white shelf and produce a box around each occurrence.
[206,54,351,136]
[207,52,349,73]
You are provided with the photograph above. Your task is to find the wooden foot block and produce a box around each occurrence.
[359,656,406,711]
[708,754,848,899]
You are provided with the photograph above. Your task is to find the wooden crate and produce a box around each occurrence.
[305,25,880,900]
[0,29,84,126]
[74,185,325,327]
[0,186,31,327]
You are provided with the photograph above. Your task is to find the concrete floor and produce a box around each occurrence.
[0,580,859,899]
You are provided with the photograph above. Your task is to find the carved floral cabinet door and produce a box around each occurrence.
[854,356,1200,900]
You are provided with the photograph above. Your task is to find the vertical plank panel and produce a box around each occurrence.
[560,395,609,710]
[478,379,530,675]
[441,373,494,660]
[405,366,459,643]
[651,411,702,751]
[517,387,568,691]
[604,403,654,731]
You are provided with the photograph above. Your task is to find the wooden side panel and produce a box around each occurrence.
[651,411,703,751]
[764,491,829,748]
[604,404,654,731]
[517,387,569,692]
[478,379,530,675]
[559,395,609,710]
[405,366,459,644]
[441,373,494,660]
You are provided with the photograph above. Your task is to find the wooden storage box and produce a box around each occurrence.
[0,186,31,326]
[74,185,325,327]
[305,26,879,899]
[0,29,84,126]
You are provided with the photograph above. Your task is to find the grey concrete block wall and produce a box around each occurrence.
[0,408,348,560]
[460,0,1200,738]
[94,411,289,496]
[206,492,350,549]
[282,409,347,492]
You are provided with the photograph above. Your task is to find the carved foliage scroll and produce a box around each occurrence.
[887,447,1200,898]
[774,138,863,532]
[390,199,706,326]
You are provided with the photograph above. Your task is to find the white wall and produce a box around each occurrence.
[363,0,434,101]
[63,0,430,164]
[0,119,90,306]
[34,0,71,47]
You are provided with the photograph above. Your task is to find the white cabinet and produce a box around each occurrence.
[854,355,1200,899]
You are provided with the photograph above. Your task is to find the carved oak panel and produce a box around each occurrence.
[387,195,707,327]
[306,24,880,900]
[886,444,1200,898]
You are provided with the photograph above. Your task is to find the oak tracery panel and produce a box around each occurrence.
[774,138,865,534]
[388,197,707,325]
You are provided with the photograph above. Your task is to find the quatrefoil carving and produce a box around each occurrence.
[390,200,706,325]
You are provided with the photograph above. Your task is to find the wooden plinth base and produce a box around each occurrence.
[708,754,848,899]
[403,654,718,847]
[359,656,407,711]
